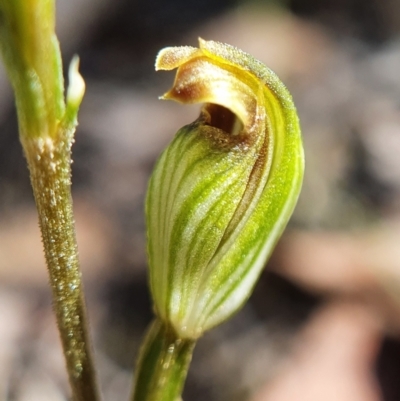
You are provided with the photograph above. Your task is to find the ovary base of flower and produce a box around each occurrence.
[133,319,195,401]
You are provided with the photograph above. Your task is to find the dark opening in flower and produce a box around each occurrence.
[203,103,244,136]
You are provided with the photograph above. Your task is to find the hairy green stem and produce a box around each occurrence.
[132,319,196,401]
[23,131,100,401]
[0,1,99,399]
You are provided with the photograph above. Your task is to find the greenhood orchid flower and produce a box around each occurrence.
[147,39,304,340]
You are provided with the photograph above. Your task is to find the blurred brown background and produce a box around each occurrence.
[1,0,400,400]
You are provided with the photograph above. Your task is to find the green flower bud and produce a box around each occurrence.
[147,39,304,339]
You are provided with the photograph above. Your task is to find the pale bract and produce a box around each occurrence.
[147,39,304,339]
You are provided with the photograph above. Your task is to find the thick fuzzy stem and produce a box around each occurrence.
[23,132,100,401]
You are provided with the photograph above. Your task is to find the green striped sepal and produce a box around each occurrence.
[147,39,304,339]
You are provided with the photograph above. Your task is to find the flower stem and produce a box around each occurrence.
[0,1,100,399]
[22,131,100,401]
[132,319,196,401]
